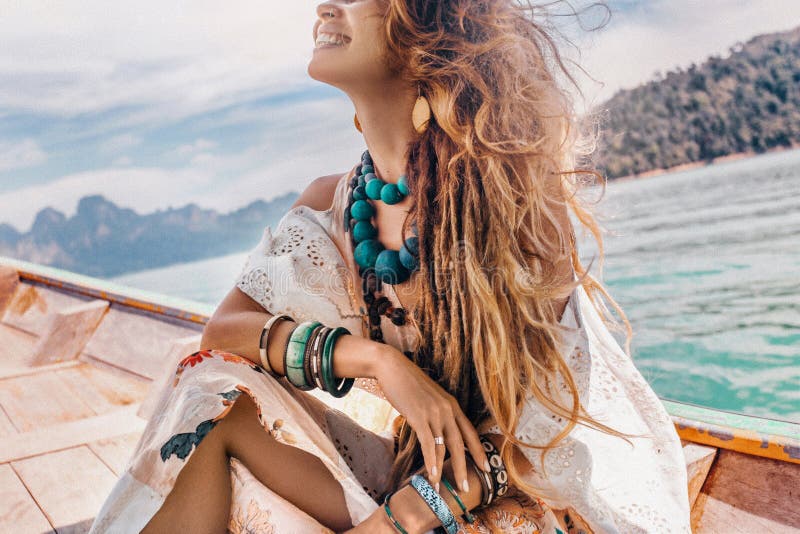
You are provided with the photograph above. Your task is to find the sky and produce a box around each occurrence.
[1,0,799,233]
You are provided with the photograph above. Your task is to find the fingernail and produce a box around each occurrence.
[435,482,440,492]
[462,479,470,492]
[431,465,437,477]
[484,460,491,471]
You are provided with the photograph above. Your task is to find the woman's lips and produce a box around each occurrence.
[314,32,352,49]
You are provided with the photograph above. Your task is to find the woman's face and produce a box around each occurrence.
[308,0,396,91]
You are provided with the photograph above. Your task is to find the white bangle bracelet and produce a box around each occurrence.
[259,314,293,376]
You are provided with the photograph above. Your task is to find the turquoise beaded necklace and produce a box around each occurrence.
[344,149,419,346]
[348,150,420,285]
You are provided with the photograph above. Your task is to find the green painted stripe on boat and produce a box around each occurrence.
[662,398,800,439]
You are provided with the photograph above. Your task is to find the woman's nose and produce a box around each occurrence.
[316,2,338,20]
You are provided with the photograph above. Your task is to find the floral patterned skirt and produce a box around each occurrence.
[89,350,585,534]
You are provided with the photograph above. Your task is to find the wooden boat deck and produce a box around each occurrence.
[0,257,798,533]
[0,262,205,533]
[0,326,152,533]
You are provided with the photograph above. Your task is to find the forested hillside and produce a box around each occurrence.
[596,26,800,179]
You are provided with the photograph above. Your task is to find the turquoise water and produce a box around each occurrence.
[587,148,800,423]
[112,148,800,423]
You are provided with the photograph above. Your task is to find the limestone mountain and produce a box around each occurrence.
[0,192,298,277]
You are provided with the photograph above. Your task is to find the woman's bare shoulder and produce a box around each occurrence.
[290,172,349,212]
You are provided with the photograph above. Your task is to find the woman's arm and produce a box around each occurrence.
[201,285,385,381]
[201,171,375,377]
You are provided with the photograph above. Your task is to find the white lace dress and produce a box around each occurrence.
[89,170,691,534]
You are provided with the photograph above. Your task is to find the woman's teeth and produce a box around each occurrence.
[315,32,347,48]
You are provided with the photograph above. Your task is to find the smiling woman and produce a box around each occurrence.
[89,1,692,533]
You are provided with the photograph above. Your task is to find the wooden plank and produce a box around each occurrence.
[0,403,145,464]
[0,360,80,381]
[57,362,150,416]
[0,369,96,432]
[0,405,17,437]
[3,283,91,336]
[30,300,109,365]
[0,323,39,374]
[137,334,201,420]
[12,446,119,533]
[83,306,200,380]
[693,449,800,533]
[682,442,717,509]
[0,265,19,316]
[87,432,143,476]
[0,463,54,533]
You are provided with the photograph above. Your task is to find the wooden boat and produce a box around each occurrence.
[0,256,798,533]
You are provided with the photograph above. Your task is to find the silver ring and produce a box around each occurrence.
[434,436,445,445]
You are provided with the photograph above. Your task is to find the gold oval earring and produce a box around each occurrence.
[412,93,431,134]
[354,113,363,133]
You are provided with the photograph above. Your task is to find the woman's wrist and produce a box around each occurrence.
[332,333,393,381]
[385,456,486,534]
[371,344,406,383]
[266,319,386,392]
[384,483,438,534]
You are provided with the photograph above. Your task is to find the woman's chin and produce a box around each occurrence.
[307,62,348,88]
[306,64,331,85]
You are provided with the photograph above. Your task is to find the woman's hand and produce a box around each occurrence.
[373,345,492,494]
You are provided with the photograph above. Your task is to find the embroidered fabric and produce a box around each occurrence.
[479,287,691,532]
[234,170,692,533]
[235,170,416,402]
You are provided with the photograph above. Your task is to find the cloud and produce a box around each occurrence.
[0,96,365,233]
[112,156,133,167]
[99,134,142,154]
[0,1,318,121]
[166,139,219,159]
[2,0,797,123]
[2,0,798,234]
[0,139,47,172]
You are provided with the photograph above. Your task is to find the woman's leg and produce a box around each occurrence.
[140,410,231,533]
[141,392,354,533]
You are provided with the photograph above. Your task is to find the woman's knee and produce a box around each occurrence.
[216,393,273,458]
[225,392,259,422]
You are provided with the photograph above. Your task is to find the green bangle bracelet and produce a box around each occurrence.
[285,321,320,390]
[441,476,476,524]
[321,326,354,398]
[382,491,409,534]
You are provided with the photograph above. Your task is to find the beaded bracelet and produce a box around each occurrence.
[441,476,475,524]
[258,314,292,377]
[409,474,458,534]
[480,436,509,504]
[382,491,409,534]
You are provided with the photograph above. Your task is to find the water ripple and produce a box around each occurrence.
[588,148,800,423]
